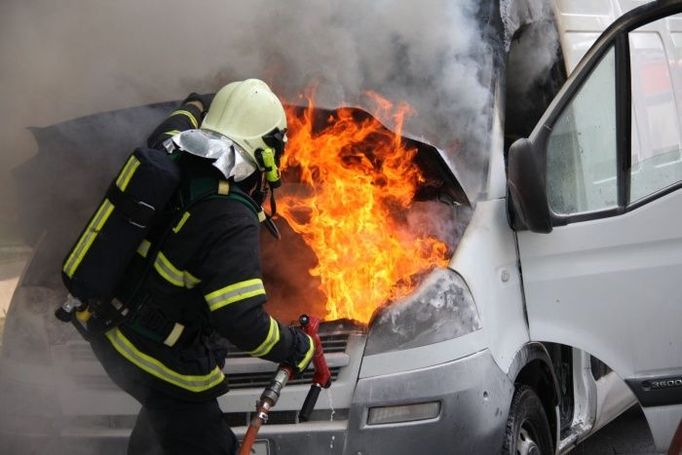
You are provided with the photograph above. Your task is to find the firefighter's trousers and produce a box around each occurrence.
[127,390,236,455]
[90,336,236,455]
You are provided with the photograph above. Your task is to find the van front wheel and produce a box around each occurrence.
[502,385,553,455]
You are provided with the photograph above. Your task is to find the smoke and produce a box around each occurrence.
[406,201,472,251]
[501,0,561,114]
[0,0,501,237]
[210,0,497,196]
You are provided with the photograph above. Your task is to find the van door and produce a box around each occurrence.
[508,2,682,452]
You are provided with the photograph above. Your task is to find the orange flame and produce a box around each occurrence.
[278,93,450,323]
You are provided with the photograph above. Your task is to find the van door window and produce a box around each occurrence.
[546,47,617,215]
[630,20,682,202]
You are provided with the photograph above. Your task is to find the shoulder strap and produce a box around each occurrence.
[186,177,266,222]
[166,145,265,222]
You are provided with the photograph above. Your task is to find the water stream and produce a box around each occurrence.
[327,388,336,451]
[326,388,336,422]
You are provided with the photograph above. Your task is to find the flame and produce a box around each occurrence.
[278,93,450,323]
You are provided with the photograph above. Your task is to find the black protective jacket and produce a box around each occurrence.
[91,98,313,401]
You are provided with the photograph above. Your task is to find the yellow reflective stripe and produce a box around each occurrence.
[172,212,191,234]
[105,327,224,392]
[257,210,266,223]
[137,239,151,258]
[115,156,141,191]
[297,335,315,371]
[154,252,183,287]
[153,252,201,288]
[185,272,201,288]
[205,279,266,312]
[63,199,115,278]
[218,180,230,195]
[170,110,198,128]
[249,317,280,357]
[163,323,185,347]
[163,129,181,137]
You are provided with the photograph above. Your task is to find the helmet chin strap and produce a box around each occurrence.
[254,171,281,240]
[264,208,281,240]
[269,187,278,217]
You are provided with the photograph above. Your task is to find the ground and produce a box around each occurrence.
[0,246,28,347]
[574,407,657,454]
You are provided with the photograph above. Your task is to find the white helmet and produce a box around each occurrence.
[201,79,287,186]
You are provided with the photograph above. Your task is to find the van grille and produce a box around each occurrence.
[224,408,348,427]
[228,366,342,390]
[67,331,352,391]
[67,333,350,362]
[225,332,350,358]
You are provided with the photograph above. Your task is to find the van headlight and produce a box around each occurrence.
[365,268,481,355]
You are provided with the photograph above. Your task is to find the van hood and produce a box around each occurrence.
[13,101,470,246]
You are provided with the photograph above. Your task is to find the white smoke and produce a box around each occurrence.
[0,0,498,232]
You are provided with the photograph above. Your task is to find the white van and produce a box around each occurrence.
[1,0,681,454]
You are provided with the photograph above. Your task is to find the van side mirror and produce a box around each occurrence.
[507,138,552,233]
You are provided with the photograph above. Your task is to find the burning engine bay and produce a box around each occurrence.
[15,96,470,331]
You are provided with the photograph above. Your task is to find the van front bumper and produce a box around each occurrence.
[0,350,513,455]
[343,349,513,455]
[235,349,514,455]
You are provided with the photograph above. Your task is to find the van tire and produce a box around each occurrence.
[502,385,553,455]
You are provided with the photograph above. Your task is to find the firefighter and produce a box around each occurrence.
[89,79,314,455]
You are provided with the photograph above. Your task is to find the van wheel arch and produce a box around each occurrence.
[507,342,561,452]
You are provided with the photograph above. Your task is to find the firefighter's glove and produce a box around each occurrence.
[182,92,215,114]
[284,327,315,377]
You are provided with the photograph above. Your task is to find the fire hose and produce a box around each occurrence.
[238,314,332,455]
